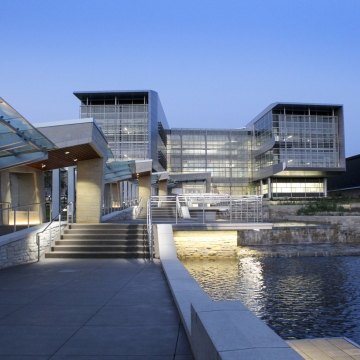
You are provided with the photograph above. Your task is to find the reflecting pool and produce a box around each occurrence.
[182,256,360,343]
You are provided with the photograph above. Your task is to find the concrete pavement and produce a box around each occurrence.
[0,258,193,359]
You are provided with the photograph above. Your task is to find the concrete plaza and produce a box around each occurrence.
[0,258,193,359]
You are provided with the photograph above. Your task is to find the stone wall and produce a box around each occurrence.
[0,223,62,269]
[173,230,238,258]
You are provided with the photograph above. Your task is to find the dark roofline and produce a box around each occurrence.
[247,102,343,127]
[73,90,157,101]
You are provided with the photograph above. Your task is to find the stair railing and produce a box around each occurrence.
[134,197,143,219]
[146,199,153,261]
[35,201,74,262]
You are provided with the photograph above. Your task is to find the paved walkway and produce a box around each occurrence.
[0,258,193,359]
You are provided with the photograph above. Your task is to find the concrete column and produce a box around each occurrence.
[267,178,272,199]
[260,180,264,196]
[52,169,61,218]
[67,166,76,205]
[76,158,104,223]
[103,183,111,210]
[111,182,120,207]
[323,178,327,197]
[158,180,168,196]
[123,181,128,205]
[138,172,151,207]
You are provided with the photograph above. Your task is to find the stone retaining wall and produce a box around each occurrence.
[0,223,62,269]
[173,230,237,258]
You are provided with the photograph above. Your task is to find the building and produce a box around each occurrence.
[74,92,345,199]
[249,103,345,198]
[328,154,360,198]
[74,90,169,172]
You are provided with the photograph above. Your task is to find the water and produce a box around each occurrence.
[182,256,360,343]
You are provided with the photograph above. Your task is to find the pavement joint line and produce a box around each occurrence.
[172,320,182,360]
[47,261,148,360]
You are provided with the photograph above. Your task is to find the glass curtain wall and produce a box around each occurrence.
[80,102,149,161]
[168,129,252,195]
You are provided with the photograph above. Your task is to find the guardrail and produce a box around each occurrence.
[147,194,263,224]
[102,198,139,216]
[1,202,44,232]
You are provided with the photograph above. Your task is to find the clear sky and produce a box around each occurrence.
[2,0,360,156]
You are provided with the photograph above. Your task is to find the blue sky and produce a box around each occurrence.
[2,0,360,155]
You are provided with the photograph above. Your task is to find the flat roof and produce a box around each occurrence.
[73,90,154,101]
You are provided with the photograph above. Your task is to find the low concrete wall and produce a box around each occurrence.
[0,222,62,269]
[173,230,238,258]
[238,225,341,246]
[157,224,302,360]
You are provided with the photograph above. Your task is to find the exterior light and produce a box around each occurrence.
[73,158,78,162]
[287,135,293,139]
[41,164,46,168]
[288,159,293,163]
[65,151,70,154]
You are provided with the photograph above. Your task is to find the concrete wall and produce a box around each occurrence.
[0,223,62,269]
[0,166,45,225]
[157,224,302,360]
[76,158,104,223]
[173,230,238,258]
[238,225,340,246]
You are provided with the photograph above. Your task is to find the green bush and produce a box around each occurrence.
[297,199,345,215]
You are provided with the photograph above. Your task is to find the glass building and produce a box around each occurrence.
[74,92,345,199]
[249,103,345,198]
[167,129,252,195]
[74,91,169,172]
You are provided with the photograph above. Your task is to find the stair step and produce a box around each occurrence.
[55,240,145,246]
[51,245,149,252]
[46,222,150,259]
[45,252,149,259]
[61,234,145,240]
[69,224,145,230]
[63,229,145,235]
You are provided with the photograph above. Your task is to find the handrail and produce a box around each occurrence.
[134,197,143,218]
[146,199,153,261]
[0,202,46,232]
[36,201,73,261]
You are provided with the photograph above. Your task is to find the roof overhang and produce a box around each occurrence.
[29,118,109,170]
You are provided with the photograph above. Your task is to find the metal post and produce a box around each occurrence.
[230,197,232,223]
[202,196,205,224]
[27,206,30,228]
[58,213,61,236]
[13,209,16,232]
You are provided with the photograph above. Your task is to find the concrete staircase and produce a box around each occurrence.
[45,223,149,259]
[137,204,176,220]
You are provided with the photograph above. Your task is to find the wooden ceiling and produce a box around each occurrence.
[29,144,101,171]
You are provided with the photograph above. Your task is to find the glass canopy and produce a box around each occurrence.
[0,98,55,169]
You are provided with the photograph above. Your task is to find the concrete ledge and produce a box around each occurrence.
[156,224,302,360]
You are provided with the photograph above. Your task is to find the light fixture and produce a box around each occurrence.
[65,151,70,154]
[288,159,293,163]
[73,158,78,162]
[41,164,46,168]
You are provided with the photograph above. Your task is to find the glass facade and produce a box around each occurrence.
[168,129,253,195]
[74,91,169,172]
[74,92,345,199]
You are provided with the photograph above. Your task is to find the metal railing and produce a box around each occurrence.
[102,198,139,216]
[146,194,263,224]
[146,199,153,260]
[1,202,44,232]
[35,202,74,261]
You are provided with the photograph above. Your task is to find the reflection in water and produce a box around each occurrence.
[182,256,360,343]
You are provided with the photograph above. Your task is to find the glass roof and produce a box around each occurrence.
[0,98,55,169]
[104,159,136,182]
